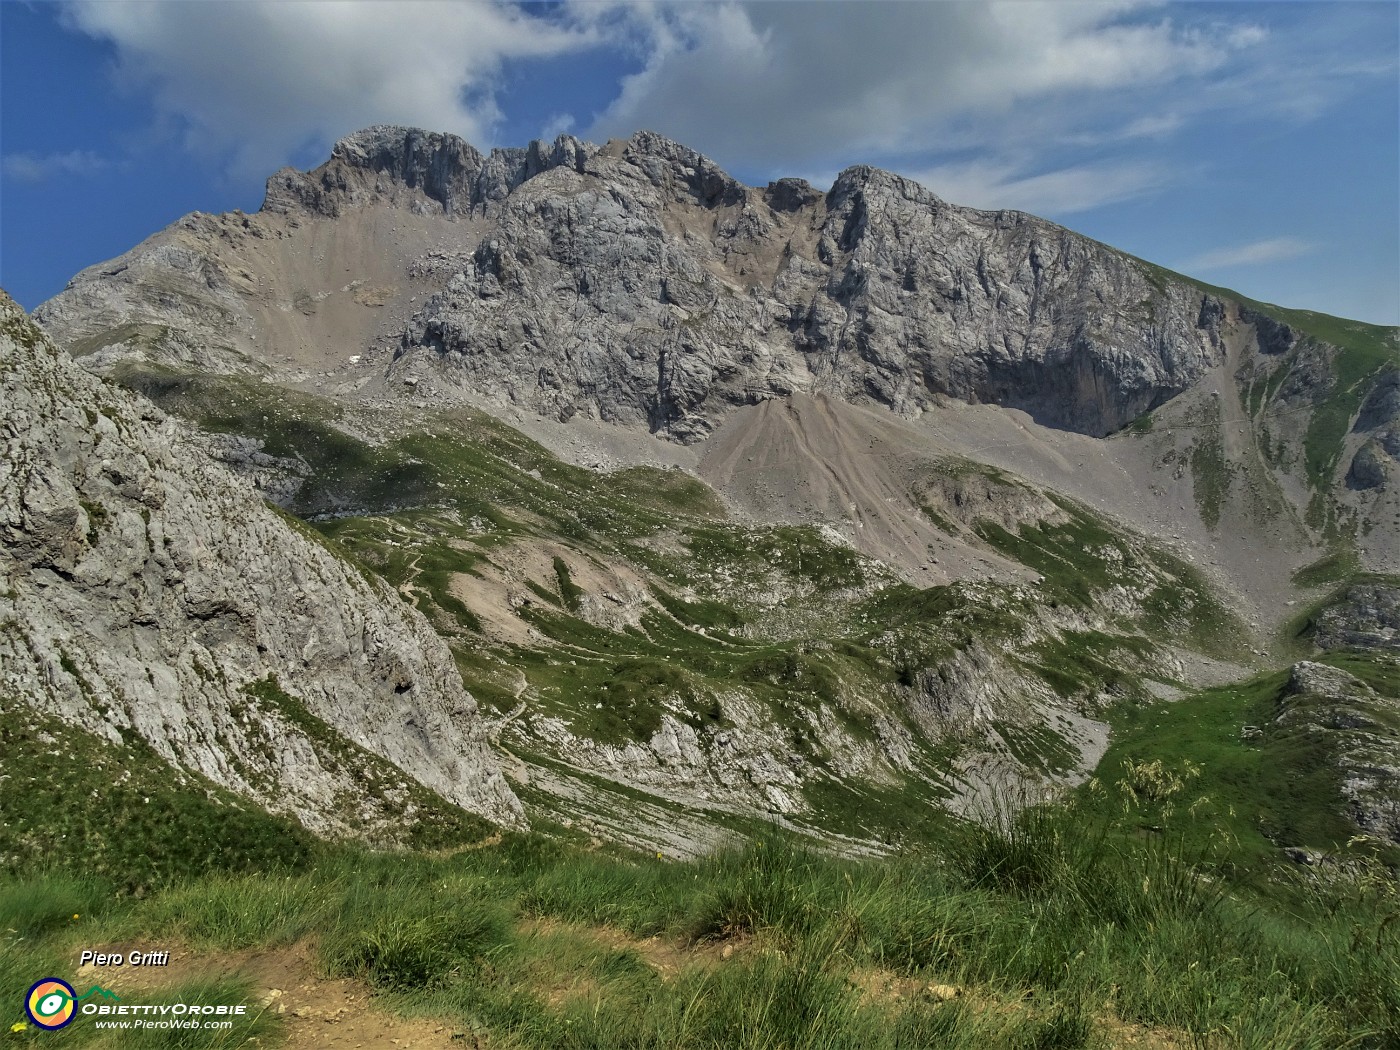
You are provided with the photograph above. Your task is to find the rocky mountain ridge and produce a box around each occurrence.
[37,125,1230,441]
[33,126,1396,546]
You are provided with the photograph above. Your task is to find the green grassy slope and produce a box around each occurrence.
[4,789,1396,1048]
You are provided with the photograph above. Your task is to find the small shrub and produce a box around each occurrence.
[689,836,831,942]
[950,800,1098,897]
[553,556,583,611]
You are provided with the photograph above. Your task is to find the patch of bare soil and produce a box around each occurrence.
[911,361,1317,640]
[847,965,1188,1048]
[491,408,702,475]
[446,535,659,646]
[1098,1014,1190,1049]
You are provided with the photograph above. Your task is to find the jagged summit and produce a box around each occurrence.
[311,126,938,216]
[289,126,967,233]
[236,124,1225,439]
[261,125,749,219]
[332,124,480,163]
[263,124,598,217]
[827,162,939,201]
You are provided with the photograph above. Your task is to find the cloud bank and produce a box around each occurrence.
[62,0,599,178]
[53,0,1395,230]
[906,158,1176,215]
[59,0,1270,188]
[590,2,1256,171]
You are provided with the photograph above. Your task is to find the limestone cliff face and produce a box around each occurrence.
[1314,583,1400,652]
[0,292,522,837]
[392,129,1220,439]
[36,126,1225,441]
[1274,583,1400,848]
[262,125,598,219]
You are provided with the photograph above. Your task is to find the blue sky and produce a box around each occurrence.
[2,1,1396,324]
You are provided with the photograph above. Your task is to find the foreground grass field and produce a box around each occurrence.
[4,792,1397,1049]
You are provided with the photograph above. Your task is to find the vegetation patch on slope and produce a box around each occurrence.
[239,675,497,850]
[101,364,1269,849]
[1132,259,1399,501]
[0,697,312,892]
[1081,662,1399,873]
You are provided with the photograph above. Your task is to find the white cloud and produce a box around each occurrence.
[2,149,109,183]
[1119,113,1185,139]
[539,112,577,142]
[61,1,599,179]
[1050,112,1186,151]
[908,157,1173,214]
[587,2,1262,170]
[1182,237,1314,271]
[45,0,1395,250]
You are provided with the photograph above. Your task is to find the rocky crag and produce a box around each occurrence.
[1275,658,1400,848]
[1,292,522,840]
[1277,581,1400,849]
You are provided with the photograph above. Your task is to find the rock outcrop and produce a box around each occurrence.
[1275,661,1400,846]
[0,291,522,837]
[1313,582,1400,652]
[1348,369,1400,490]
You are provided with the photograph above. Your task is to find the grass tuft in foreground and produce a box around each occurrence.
[4,786,1396,1048]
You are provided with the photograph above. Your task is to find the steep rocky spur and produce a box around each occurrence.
[1,292,522,839]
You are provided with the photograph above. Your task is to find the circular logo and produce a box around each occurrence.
[25,978,77,1030]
